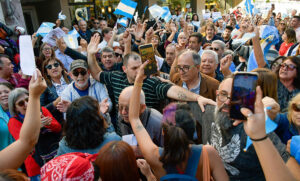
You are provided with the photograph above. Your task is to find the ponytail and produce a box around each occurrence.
[159,123,191,167]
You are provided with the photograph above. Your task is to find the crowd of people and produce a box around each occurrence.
[0,4,299,181]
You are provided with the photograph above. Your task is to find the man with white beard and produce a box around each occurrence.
[57,59,112,115]
[188,77,290,181]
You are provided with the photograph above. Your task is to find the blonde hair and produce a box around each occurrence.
[287,93,300,124]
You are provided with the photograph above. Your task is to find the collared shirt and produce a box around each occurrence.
[52,77,68,97]
[55,50,74,72]
[182,73,201,94]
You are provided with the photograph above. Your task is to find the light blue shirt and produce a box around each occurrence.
[55,50,74,72]
[182,73,201,94]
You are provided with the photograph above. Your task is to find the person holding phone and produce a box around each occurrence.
[187,76,290,180]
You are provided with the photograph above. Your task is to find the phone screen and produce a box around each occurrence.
[230,73,258,120]
[138,44,158,76]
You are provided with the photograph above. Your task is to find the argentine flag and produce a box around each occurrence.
[161,7,172,23]
[36,22,55,37]
[118,17,128,27]
[247,25,280,72]
[149,4,164,18]
[68,28,80,38]
[245,0,254,15]
[113,0,137,19]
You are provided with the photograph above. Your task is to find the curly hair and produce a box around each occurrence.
[64,96,107,149]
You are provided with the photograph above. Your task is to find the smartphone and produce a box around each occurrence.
[229,72,258,120]
[138,44,158,76]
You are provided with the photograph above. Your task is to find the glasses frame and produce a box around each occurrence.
[72,69,87,76]
[45,62,60,70]
[217,92,231,103]
[280,63,297,71]
[16,97,29,107]
[175,65,197,73]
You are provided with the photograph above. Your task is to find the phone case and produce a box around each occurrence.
[138,44,158,76]
[229,72,258,120]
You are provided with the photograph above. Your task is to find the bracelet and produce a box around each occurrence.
[250,135,268,142]
[135,82,143,87]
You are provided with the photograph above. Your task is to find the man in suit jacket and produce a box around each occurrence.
[170,50,219,100]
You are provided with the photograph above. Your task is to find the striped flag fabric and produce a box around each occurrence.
[36,22,55,37]
[161,7,172,23]
[117,17,128,27]
[148,4,164,18]
[113,0,137,19]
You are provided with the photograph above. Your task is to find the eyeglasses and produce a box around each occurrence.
[43,48,51,52]
[280,63,297,71]
[280,23,286,25]
[72,69,87,76]
[115,53,122,58]
[94,22,100,24]
[292,103,300,112]
[45,62,60,70]
[217,92,231,102]
[175,65,197,73]
[16,97,29,107]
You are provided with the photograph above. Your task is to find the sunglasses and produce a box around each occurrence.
[73,69,87,76]
[45,62,60,70]
[115,53,122,58]
[280,63,297,71]
[16,97,29,107]
[212,47,219,51]
[94,22,100,24]
[292,103,300,112]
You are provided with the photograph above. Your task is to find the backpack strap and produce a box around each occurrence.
[185,144,203,176]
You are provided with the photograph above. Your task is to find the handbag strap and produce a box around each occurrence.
[202,145,211,181]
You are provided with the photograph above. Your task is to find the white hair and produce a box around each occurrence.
[202,50,219,64]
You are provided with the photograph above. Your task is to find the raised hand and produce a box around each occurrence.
[99,98,109,114]
[56,100,71,113]
[134,22,145,40]
[87,34,101,55]
[29,69,47,98]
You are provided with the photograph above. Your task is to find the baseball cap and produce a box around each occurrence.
[70,59,88,72]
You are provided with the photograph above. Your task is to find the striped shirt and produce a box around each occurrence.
[99,71,172,109]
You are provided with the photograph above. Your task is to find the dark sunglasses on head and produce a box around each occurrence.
[292,103,300,112]
[45,62,60,70]
[17,97,29,107]
[73,69,87,76]
[115,53,122,58]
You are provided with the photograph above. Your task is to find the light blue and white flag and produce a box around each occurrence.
[134,11,138,23]
[68,28,80,38]
[247,25,280,72]
[161,6,172,23]
[118,17,128,27]
[58,11,66,20]
[36,22,55,37]
[148,4,163,18]
[245,0,254,15]
[113,0,137,19]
